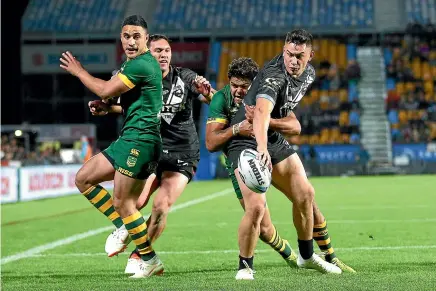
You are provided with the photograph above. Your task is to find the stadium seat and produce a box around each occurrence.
[388,110,399,124]
[398,110,408,125]
[425,81,434,94]
[339,111,349,126]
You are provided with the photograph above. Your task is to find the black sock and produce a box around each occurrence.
[238,255,254,270]
[298,239,314,260]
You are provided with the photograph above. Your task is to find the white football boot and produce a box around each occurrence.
[297,253,342,274]
[125,249,141,274]
[105,224,132,257]
[235,260,255,280]
[129,255,164,278]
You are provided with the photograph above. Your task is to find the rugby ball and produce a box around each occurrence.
[238,149,272,194]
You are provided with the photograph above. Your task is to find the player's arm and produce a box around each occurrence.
[60,52,130,100]
[246,106,301,136]
[180,68,215,103]
[206,91,251,152]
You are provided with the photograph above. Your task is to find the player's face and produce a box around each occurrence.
[229,77,251,104]
[149,39,172,73]
[283,42,313,77]
[121,25,149,59]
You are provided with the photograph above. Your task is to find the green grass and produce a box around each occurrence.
[2,176,436,290]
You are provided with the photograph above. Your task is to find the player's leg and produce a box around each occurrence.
[113,172,163,278]
[136,173,160,210]
[312,201,356,272]
[232,168,297,267]
[233,168,266,280]
[75,152,123,230]
[111,138,163,278]
[271,152,341,274]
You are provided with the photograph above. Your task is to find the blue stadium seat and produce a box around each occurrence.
[386,78,396,91]
[405,0,436,24]
[388,110,399,124]
[152,0,375,32]
[23,0,128,32]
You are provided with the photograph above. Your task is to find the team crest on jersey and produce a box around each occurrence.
[161,76,186,124]
[280,73,314,116]
[130,149,140,157]
[127,155,137,167]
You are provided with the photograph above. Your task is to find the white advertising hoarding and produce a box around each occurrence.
[22,44,116,74]
[19,165,114,202]
[0,167,19,203]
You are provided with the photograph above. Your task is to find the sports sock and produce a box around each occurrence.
[238,255,254,270]
[298,239,314,260]
[122,211,156,261]
[260,225,292,259]
[313,220,337,262]
[82,185,123,228]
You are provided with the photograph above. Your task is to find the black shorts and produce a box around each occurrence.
[227,136,295,171]
[156,150,200,182]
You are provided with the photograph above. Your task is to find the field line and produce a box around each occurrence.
[14,245,436,258]
[0,188,233,265]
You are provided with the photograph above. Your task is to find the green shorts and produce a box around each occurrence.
[225,156,243,200]
[102,136,161,180]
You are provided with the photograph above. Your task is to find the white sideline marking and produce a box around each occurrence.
[0,188,233,265]
[13,245,436,259]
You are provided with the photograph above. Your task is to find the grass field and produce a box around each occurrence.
[1,175,436,290]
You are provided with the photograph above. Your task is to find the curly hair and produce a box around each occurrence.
[227,57,259,81]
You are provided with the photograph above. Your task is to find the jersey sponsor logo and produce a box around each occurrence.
[248,159,265,186]
[262,77,280,93]
[161,76,186,124]
[126,156,137,167]
[118,167,134,177]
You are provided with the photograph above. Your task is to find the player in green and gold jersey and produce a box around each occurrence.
[60,15,164,278]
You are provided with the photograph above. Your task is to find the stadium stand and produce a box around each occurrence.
[22,0,128,32]
[216,38,362,145]
[384,33,436,143]
[153,0,374,31]
[405,0,436,25]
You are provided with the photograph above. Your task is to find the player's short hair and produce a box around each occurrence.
[227,57,259,81]
[285,29,313,47]
[148,34,171,47]
[121,15,148,30]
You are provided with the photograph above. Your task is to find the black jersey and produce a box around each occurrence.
[160,66,200,152]
[229,54,315,147]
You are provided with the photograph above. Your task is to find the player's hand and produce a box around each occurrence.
[193,75,211,96]
[245,105,255,123]
[60,51,84,76]
[256,146,272,172]
[238,120,254,138]
[88,100,109,116]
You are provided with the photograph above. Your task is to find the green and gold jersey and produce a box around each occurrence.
[207,85,240,126]
[117,50,163,141]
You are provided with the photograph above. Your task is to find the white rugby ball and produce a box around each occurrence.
[238,149,272,194]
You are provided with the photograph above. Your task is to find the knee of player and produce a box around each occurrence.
[246,202,266,221]
[75,170,88,192]
[112,197,124,213]
[293,183,315,206]
[152,197,171,216]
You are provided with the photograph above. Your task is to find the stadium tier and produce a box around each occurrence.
[22,0,128,32]
[153,0,374,31]
[405,0,436,24]
[384,36,436,143]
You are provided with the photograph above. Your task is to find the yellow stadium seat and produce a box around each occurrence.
[329,41,337,66]
[429,122,436,139]
[339,89,348,103]
[425,81,434,94]
[240,41,249,58]
[339,111,349,126]
[266,40,275,61]
[320,39,329,60]
[309,134,320,145]
[299,135,308,145]
[432,66,436,80]
[338,44,347,70]
[391,123,400,130]
[274,40,282,55]
[430,51,436,61]
[395,82,405,95]
[422,62,431,81]
[341,134,350,144]
[405,82,415,92]
[398,110,408,124]
[425,93,433,102]
[218,42,231,89]
[248,40,256,62]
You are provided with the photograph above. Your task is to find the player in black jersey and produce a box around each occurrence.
[227,29,342,279]
[124,34,214,273]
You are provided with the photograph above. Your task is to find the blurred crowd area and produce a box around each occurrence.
[292,50,362,145]
[0,134,94,166]
[1,135,63,166]
[383,28,436,143]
